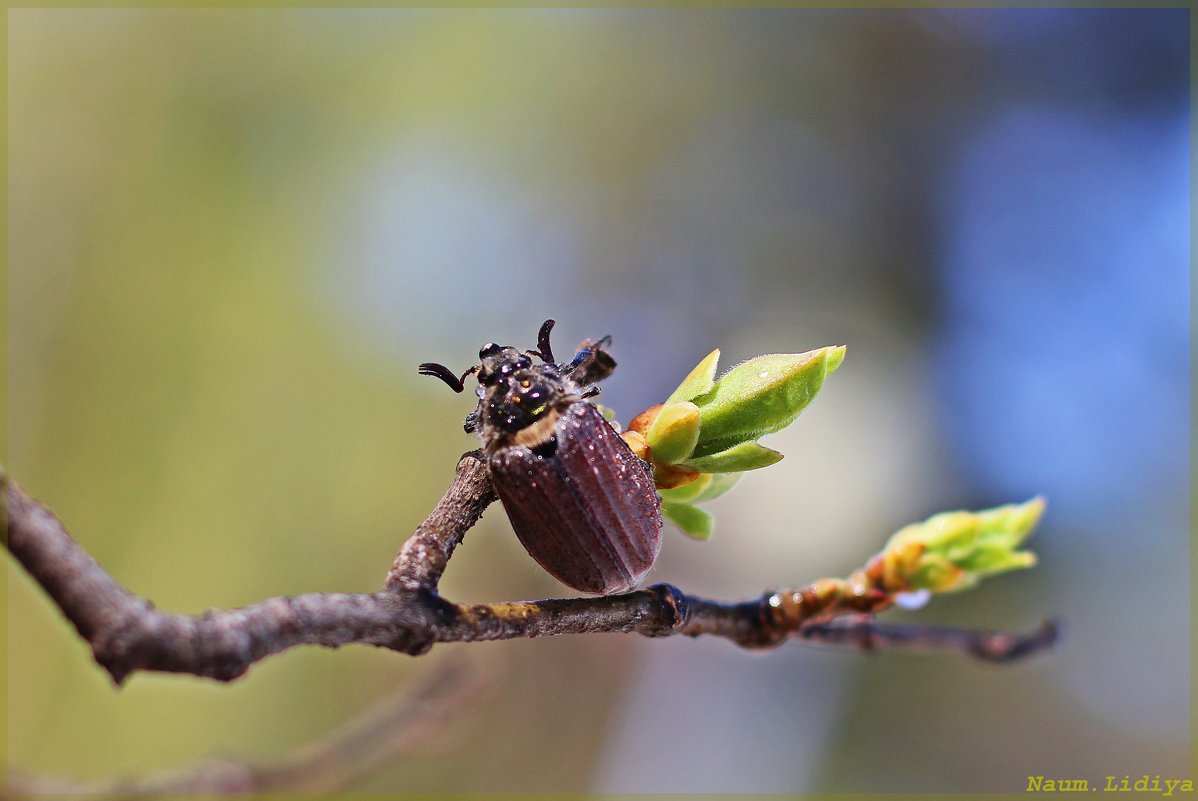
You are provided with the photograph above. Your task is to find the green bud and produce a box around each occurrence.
[955,543,1038,576]
[645,401,702,464]
[661,501,714,541]
[666,349,721,404]
[689,471,741,503]
[883,498,1044,594]
[657,471,742,505]
[681,441,783,473]
[629,343,845,543]
[594,404,618,422]
[689,347,845,457]
[658,472,715,504]
[906,555,968,594]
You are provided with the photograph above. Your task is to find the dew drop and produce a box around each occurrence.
[894,589,931,610]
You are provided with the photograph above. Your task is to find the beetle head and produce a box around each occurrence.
[476,343,568,434]
[476,343,533,386]
[418,319,605,443]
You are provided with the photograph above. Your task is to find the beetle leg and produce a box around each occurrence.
[567,337,617,385]
[457,364,480,386]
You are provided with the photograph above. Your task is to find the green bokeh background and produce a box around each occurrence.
[7,10,649,789]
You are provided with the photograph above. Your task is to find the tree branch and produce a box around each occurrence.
[4,651,494,796]
[384,451,496,592]
[2,458,1057,687]
[796,616,1062,663]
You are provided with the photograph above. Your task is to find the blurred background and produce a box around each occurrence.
[6,8,1189,793]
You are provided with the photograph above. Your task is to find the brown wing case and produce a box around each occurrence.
[487,402,663,595]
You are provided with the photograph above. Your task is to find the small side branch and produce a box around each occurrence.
[5,651,493,796]
[796,617,1061,663]
[384,450,496,592]
[3,461,1056,686]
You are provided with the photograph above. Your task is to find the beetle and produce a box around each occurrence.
[418,319,663,595]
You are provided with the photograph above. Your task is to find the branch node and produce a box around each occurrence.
[387,590,442,656]
[969,618,1061,663]
[90,609,155,686]
[643,583,691,636]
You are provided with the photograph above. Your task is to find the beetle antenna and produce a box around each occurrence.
[418,362,465,393]
[534,318,556,363]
